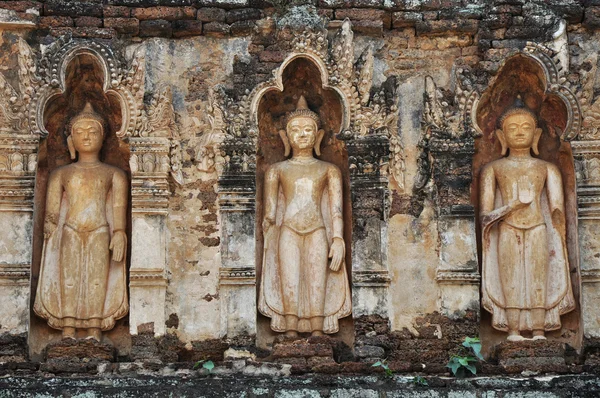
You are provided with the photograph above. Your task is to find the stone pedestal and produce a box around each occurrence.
[492,340,568,373]
[42,339,116,374]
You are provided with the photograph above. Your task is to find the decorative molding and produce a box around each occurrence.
[581,270,600,283]
[436,270,481,285]
[352,270,391,287]
[219,267,256,286]
[130,268,168,287]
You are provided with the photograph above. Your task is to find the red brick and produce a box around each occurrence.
[103,5,130,18]
[172,20,203,38]
[203,21,229,37]
[132,6,195,21]
[230,20,254,36]
[225,8,263,24]
[75,16,102,27]
[392,11,422,28]
[139,19,172,37]
[44,1,102,18]
[335,8,391,29]
[415,19,478,36]
[39,16,73,28]
[104,17,139,35]
[352,20,384,36]
[0,1,41,13]
[258,50,284,63]
[50,27,115,39]
[196,7,226,22]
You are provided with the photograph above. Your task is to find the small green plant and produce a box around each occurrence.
[371,359,393,378]
[193,359,215,373]
[412,376,428,386]
[446,336,484,377]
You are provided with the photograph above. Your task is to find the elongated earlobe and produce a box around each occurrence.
[67,135,76,160]
[496,129,507,156]
[532,127,542,155]
[314,129,325,157]
[279,129,290,157]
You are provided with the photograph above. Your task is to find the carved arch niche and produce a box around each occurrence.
[473,49,582,353]
[29,41,132,359]
[254,55,354,348]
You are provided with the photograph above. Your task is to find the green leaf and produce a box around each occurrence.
[371,361,382,367]
[203,360,215,372]
[464,363,477,375]
[193,360,204,370]
[458,357,469,366]
[471,343,484,361]
[446,358,461,375]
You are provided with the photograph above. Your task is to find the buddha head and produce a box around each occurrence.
[279,96,325,157]
[496,97,542,156]
[67,103,105,160]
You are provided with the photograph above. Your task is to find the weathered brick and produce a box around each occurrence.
[172,20,203,37]
[352,19,384,36]
[422,11,438,20]
[504,24,546,40]
[104,17,139,35]
[44,1,103,17]
[50,27,115,39]
[318,8,334,19]
[75,16,102,27]
[103,5,131,17]
[203,21,229,37]
[196,7,226,22]
[584,6,600,30]
[335,8,391,29]
[196,0,252,8]
[132,6,195,21]
[39,15,73,28]
[230,20,255,36]
[272,342,333,359]
[225,8,263,24]
[0,1,41,13]
[106,0,159,5]
[490,5,521,15]
[415,19,478,36]
[392,11,422,28]
[258,50,284,63]
[139,19,172,37]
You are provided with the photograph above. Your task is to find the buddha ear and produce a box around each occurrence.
[532,127,542,156]
[67,135,76,160]
[279,129,290,157]
[496,129,507,156]
[314,129,325,157]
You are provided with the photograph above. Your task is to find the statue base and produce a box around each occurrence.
[491,340,570,373]
[41,338,116,373]
[270,335,350,374]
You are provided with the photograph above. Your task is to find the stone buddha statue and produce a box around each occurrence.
[258,96,352,336]
[34,103,129,341]
[480,98,575,342]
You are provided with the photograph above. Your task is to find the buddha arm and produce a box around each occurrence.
[44,170,63,236]
[479,164,496,224]
[263,166,278,226]
[546,164,566,238]
[112,170,128,232]
[327,165,344,240]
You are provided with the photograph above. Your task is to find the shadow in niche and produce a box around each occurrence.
[472,54,582,357]
[29,53,132,360]
[255,57,354,350]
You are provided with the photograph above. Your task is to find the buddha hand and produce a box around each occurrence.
[110,230,127,262]
[329,238,345,272]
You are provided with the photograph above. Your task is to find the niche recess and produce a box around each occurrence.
[472,53,582,354]
[254,56,354,348]
[29,52,131,360]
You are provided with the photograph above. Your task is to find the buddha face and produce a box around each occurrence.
[71,119,104,154]
[286,116,318,151]
[501,112,537,150]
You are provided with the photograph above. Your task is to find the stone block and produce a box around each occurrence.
[45,339,116,362]
[225,8,263,24]
[203,21,230,36]
[392,11,422,28]
[139,19,172,37]
[352,20,384,36]
[172,19,203,37]
[258,50,284,62]
[104,17,139,35]
[49,27,115,38]
[230,20,255,36]
[415,19,478,35]
[74,16,102,27]
[504,24,547,40]
[132,6,196,20]
[272,340,334,359]
[584,7,600,30]
[103,5,131,17]
[196,7,226,22]
[0,1,41,13]
[39,16,73,28]
[355,345,385,359]
[44,1,103,17]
